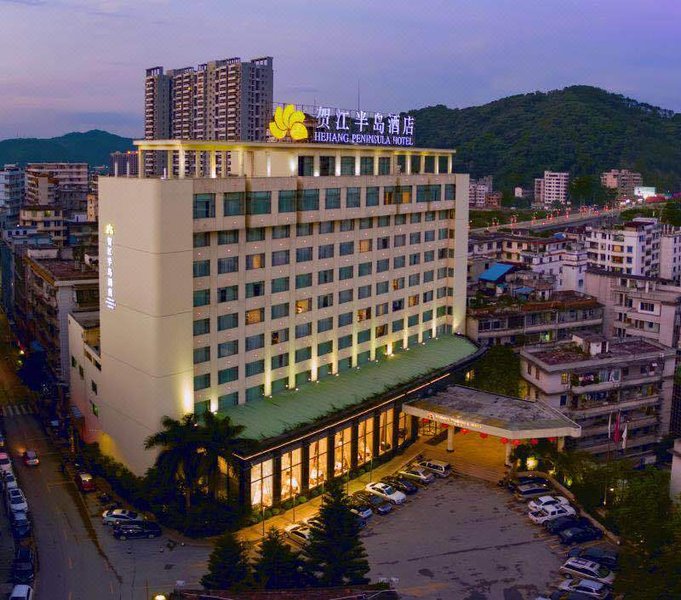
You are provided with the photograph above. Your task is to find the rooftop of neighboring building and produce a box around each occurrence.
[71,312,100,330]
[468,290,602,317]
[26,258,98,283]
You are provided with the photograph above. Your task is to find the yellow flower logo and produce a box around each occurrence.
[269,104,308,141]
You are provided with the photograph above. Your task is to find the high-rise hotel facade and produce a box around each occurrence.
[68,138,474,508]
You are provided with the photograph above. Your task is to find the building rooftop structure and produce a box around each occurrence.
[524,337,666,367]
[27,259,98,283]
[468,290,601,317]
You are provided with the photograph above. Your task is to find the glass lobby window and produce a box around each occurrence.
[398,410,412,444]
[340,156,355,175]
[378,408,394,455]
[193,194,215,219]
[357,416,374,466]
[334,426,352,476]
[308,438,327,489]
[360,156,374,175]
[278,190,296,213]
[223,192,244,216]
[325,188,341,209]
[280,448,302,501]
[251,459,273,507]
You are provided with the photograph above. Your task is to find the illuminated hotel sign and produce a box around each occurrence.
[104,223,116,310]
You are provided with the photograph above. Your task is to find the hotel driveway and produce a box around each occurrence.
[363,476,564,600]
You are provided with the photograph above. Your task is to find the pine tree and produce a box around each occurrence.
[253,527,305,589]
[200,530,251,590]
[306,478,370,586]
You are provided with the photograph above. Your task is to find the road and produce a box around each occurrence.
[471,207,623,234]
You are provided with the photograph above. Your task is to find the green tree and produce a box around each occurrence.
[469,345,521,397]
[254,527,305,589]
[306,479,370,586]
[201,530,251,590]
[199,411,245,499]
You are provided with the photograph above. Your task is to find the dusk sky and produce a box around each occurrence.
[0,0,679,139]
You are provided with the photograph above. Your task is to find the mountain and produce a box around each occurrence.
[0,130,134,167]
[411,85,681,193]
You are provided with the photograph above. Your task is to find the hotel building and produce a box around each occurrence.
[69,139,481,507]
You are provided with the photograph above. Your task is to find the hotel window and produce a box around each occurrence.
[223,192,244,216]
[278,190,296,213]
[217,313,238,330]
[340,156,355,175]
[218,366,238,384]
[296,273,312,289]
[193,193,215,219]
[358,262,372,276]
[295,322,312,339]
[250,459,273,507]
[409,253,421,266]
[425,211,436,221]
[394,214,407,226]
[246,360,265,377]
[325,188,341,209]
[357,416,374,466]
[217,257,238,274]
[410,232,422,244]
[394,256,405,269]
[416,184,441,202]
[193,289,210,307]
[561,372,569,385]
[338,334,352,349]
[392,318,404,332]
[272,225,290,239]
[245,334,265,351]
[377,215,390,227]
[246,191,271,215]
[318,317,333,333]
[193,319,210,336]
[308,438,327,489]
[436,287,447,299]
[339,289,354,304]
[438,228,449,240]
[246,281,265,298]
[296,223,313,237]
[444,184,455,200]
[377,259,389,273]
[378,156,391,175]
[318,244,335,259]
[298,156,314,176]
[408,273,421,287]
[320,221,335,234]
[295,347,312,363]
[246,227,265,242]
[193,260,210,278]
[299,189,320,211]
[377,236,390,250]
[218,392,238,410]
[358,285,372,299]
[340,219,354,232]
[334,426,352,476]
[423,290,434,302]
[359,218,373,230]
[218,285,238,302]
[375,324,388,337]
[218,230,239,245]
[357,307,371,322]
[246,253,265,270]
[193,347,210,364]
[346,187,361,208]
[218,340,238,358]
[296,298,312,314]
[423,309,433,322]
[360,157,374,175]
[318,269,334,284]
[272,250,290,266]
[193,232,210,247]
[338,312,353,328]
[245,308,264,325]
[194,374,210,391]
[392,277,405,290]
[392,299,404,311]
[339,266,354,280]
[366,186,380,206]
[318,293,334,309]
[424,156,435,173]
[280,448,302,501]
[410,212,422,224]
[376,281,389,295]
[271,277,289,294]
[246,385,264,402]
[271,303,289,319]
[318,340,333,356]
[378,408,394,455]
[410,155,421,174]
[407,314,419,327]
[376,302,388,316]
[339,241,354,256]
[424,250,435,263]
[408,295,419,307]
[271,353,289,370]
[424,230,435,242]
[359,239,373,253]
[271,328,289,344]
[319,155,335,176]
[358,329,371,343]
[296,247,313,262]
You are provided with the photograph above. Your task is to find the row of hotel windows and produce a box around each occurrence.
[298,154,451,177]
[192,184,455,218]
[193,245,453,278]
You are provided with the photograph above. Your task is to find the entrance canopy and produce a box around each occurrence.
[404,385,581,440]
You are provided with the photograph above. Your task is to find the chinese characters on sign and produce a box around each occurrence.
[312,106,415,146]
[104,223,116,310]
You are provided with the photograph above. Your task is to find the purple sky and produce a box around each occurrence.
[0,0,679,139]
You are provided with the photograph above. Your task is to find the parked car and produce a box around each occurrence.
[559,526,604,546]
[11,547,34,584]
[536,591,599,600]
[416,459,451,478]
[557,578,610,599]
[113,521,162,540]
[348,498,373,520]
[0,451,13,474]
[545,516,592,535]
[529,505,577,525]
[10,511,31,539]
[365,481,407,505]
[6,488,28,514]
[515,482,552,500]
[507,476,550,492]
[560,558,615,585]
[382,475,418,495]
[353,491,392,515]
[101,508,145,526]
[528,495,571,512]
[567,546,619,571]
[75,472,96,493]
[398,466,435,485]
[284,524,311,547]
[2,471,19,492]
[8,585,33,600]
[22,450,39,467]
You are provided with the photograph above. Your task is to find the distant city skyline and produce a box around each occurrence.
[0,0,679,139]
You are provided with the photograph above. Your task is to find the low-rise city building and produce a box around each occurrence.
[0,164,24,229]
[601,169,643,199]
[534,171,569,207]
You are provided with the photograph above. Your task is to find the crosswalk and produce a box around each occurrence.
[0,403,37,417]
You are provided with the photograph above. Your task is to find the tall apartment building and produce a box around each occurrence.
[601,169,643,199]
[468,176,493,209]
[68,140,471,507]
[660,225,681,284]
[0,164,24,229]
[110,151,139,177]
[534,171,569,207]
[144,58,274,174]
[25,163,89,210]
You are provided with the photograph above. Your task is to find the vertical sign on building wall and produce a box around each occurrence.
[105,223,116,310]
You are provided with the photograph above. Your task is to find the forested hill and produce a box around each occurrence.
[411,86,681,193]
[0,130,134,167]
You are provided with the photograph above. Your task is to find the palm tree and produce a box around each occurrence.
[198,411,245,499]
[144,413,204,510]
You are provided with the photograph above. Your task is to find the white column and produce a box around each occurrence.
[313,153,320,177]
[434,154,440,174]
[405,153,412,175]
[137,149,143,178]
[178,148,186,179]
[166,150,173,179]
[354,152,360,176]
[446,426,455,452]
[221,151,228,177]
[209,151,217,179]
[194,151,201,178]
[447,154,453,174]
[373,153,380,176]
[335,151,341,176]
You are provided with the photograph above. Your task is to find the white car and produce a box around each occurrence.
[365,481,407,505]
[528,504,577,524]
[528,495,571,512]
[284,523,311,547]
[560,558,615,586]
[2,471,18,491]
[101,509,145,526]
[6,488,28,514]
[0,452,13,474]
[398,466,435,485]
[9,584,34,600]
[558,577,611,599]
